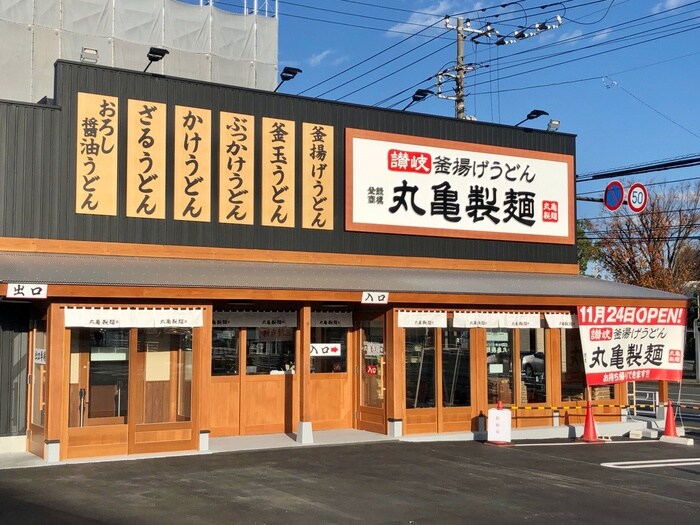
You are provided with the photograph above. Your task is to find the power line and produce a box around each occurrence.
[576,175,700,198]
[282,0,613,100]
[368,2,700,110]
[577,154,700,182]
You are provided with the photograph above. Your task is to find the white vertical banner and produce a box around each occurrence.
[453,312,539,328]
[311,311,353,328]
[212,311,297,328]
[397,311,447,328]
[64,307,203,328]
[503,312,541,329]
[545,313,578,329]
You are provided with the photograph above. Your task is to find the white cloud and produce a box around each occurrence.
[306,49,349,68]
[652,0,694,14]
[558,29,583,43]
[592,28,612,42]
[308,49,333,68]
[386,1,461,37]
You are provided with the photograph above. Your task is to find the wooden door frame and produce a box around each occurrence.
[26,320,46,458]
[354,311,388,434]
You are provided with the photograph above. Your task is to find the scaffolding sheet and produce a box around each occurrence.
[0,0,279,102]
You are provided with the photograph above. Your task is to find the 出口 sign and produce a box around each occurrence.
[346,129,574,244]
[577,306,687,385]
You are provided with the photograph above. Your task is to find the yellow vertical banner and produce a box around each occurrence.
[126,100,167,219]
[261,117,295,227]
[174,105,211,222]
[302,123,334,230]
[75,92,118,216]
[219,112,254,224]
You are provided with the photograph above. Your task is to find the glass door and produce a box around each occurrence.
[357,317,386,434]
[69,328,130,427]
[128,327,195,454]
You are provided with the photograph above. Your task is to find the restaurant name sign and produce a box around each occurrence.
[346,129,574,244]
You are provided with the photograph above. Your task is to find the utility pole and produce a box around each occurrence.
[437,14,563,120]
[455,18,465,120]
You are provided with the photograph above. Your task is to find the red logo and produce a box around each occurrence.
[366,364,378,375]
[669,349,682,364]
[387,149,431,174]
[542,201,559,223]
[589,328,613,341]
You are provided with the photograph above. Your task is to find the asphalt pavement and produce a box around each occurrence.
[0,438,698,525]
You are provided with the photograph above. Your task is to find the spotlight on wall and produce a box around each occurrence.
[144,47,169,72]
[80,47,99,64]
[547,119,561,132]
[275,66,302,92]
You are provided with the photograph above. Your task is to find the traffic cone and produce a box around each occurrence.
[581,400,602,443]
[663,400,678,438]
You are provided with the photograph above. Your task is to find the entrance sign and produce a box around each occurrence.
[577,306,686,384]
[310,343,342,357]
[362,291,389,304]
[627,182,648,213]
[603,180,624,212]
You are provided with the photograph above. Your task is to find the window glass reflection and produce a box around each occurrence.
[561,328,613,400]
[246,327,295,375]
[212,327,239,376]
[520,328,546,403]
[442,322,471,407]
[405,328,435,409]
[311,326,347,373]
[487,329,513,404]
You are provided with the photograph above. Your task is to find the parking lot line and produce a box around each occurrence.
[601,458,700,469]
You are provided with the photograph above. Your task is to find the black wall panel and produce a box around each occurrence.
[0,61,578,265]
[0,304,29,436]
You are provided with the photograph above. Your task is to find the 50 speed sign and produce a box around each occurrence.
[627,182,648,213]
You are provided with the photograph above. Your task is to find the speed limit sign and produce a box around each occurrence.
[627,182,648,213]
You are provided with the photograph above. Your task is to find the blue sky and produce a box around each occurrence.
[270,0,700,221]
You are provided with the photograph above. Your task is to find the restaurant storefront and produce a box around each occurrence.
[0,60,687,460]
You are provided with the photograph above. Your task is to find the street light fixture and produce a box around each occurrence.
[514,109,549,127]
[144,47,169,72]
[402,89,434,111]
[275,66,302,92]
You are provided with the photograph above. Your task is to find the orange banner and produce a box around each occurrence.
[261,117,295,227]
[174,106,211,222]
[219,112,254,224]
[76,92,118,216]
[127,100,166,219]
[302,123,333,230]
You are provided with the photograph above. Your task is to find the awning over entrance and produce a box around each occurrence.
[0,251,688,301]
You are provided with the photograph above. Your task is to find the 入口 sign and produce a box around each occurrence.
[310,343,343,357]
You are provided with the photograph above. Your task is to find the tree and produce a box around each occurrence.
[576,219,598,274]
[584,181,700,293]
